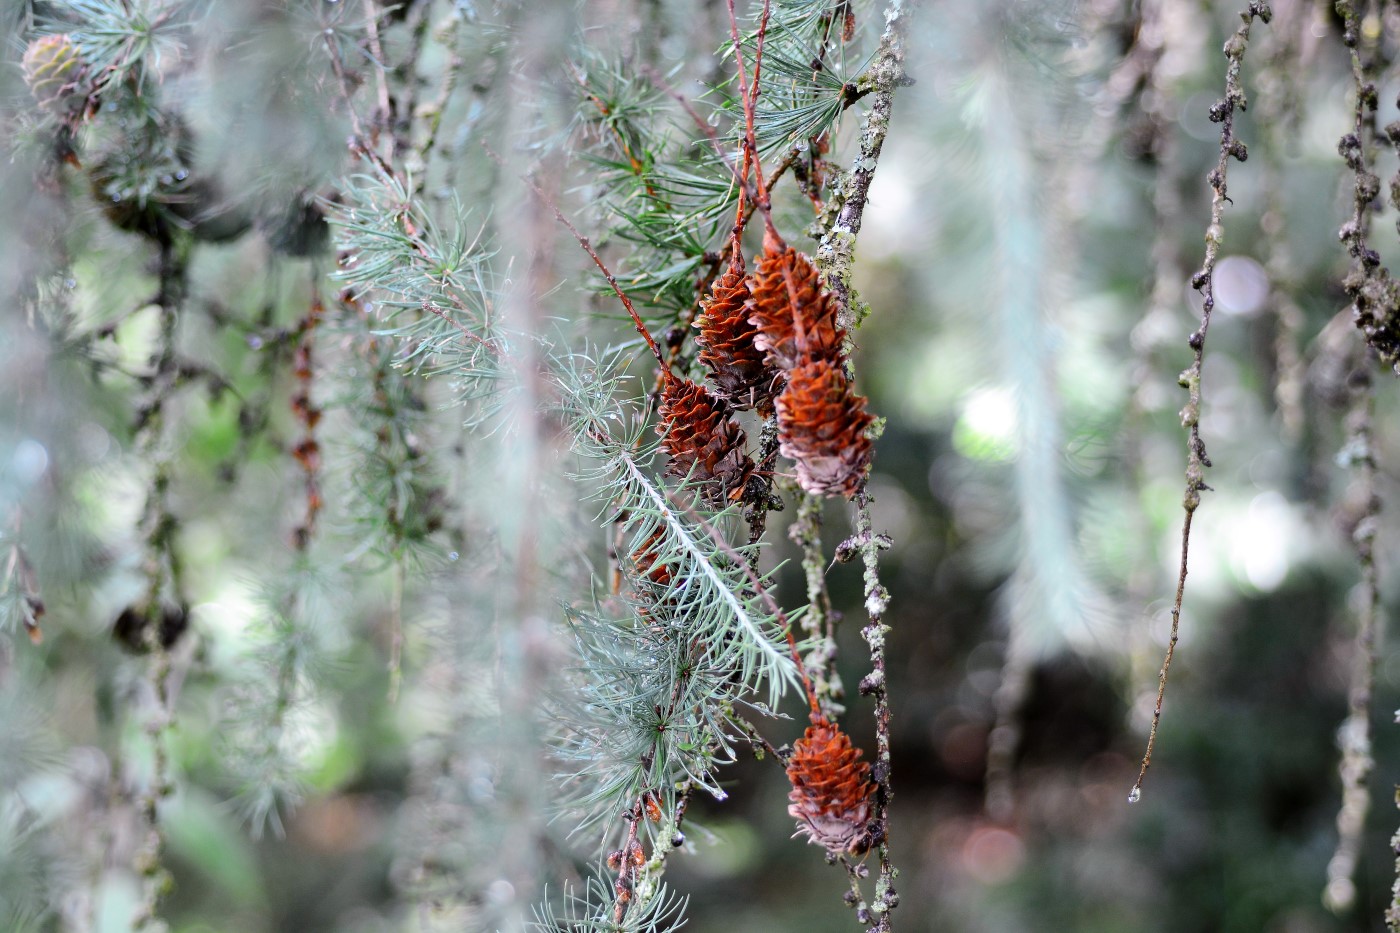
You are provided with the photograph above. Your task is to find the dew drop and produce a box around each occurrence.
[448,551,460,561]
[174,170,188,181]
[1127,787,1141,804]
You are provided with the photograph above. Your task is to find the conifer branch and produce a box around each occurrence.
[1131,1,1271,805]
[668,489,820,716]
[618,452,796,694]
[550,355,800,842]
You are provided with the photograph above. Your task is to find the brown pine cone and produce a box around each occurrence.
[695,259,777,412]
[658,378,756,504]
[786,717,875,855]
[775,359,873,499]
[749,243,844,371]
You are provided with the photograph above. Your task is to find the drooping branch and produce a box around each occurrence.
[1130,1,1271,804]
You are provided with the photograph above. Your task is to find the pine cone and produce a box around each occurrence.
[749,243,844,371]
[23,34,87,115]
[695,259,777,412]
[786,717,875,855]
[776,359,873,499]
[658,378,755,504]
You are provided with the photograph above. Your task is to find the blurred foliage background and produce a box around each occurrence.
[4,0,1400,932]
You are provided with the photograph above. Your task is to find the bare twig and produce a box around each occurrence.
[1130,1,1271,805]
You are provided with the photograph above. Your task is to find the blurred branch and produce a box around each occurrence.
[1326,361,1381,914]
[132,238,188,932]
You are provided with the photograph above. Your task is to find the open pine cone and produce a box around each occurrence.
[786,717,875,855]
[775,359,874,499]
[658,378,756,504]
[695,259,777,412]
[748,243,844,371]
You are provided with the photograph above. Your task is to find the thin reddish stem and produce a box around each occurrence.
[728,0,782,248]
[486,144,671,375]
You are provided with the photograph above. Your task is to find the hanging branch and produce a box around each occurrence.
[1326,362,1382,914]
[851,490,896,930]
[1254,0,1310,442]
[1129,2,1270,804]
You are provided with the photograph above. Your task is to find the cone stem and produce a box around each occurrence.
[728,0,783,250]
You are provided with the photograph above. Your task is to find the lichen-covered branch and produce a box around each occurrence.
[1335,0,1400,368]
[815,0,919,329]
[852,490,897,931]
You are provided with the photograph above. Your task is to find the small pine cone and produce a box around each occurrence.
[695,260,777,412]
[658,378,755,504]
[749,243,844,371]
[23,35,87,115]
[776,359,874,499]
[786,717,875,855]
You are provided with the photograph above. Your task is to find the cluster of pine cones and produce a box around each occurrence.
[652,228,878,855]
[658,228,875,505]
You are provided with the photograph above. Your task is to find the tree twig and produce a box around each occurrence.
[1130,1,1271,805]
